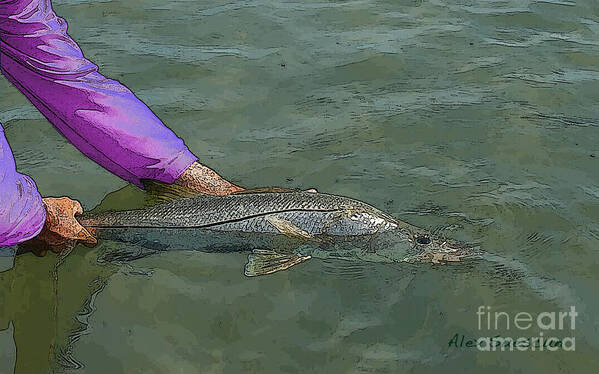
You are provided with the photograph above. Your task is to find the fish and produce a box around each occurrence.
[77,181,480,277]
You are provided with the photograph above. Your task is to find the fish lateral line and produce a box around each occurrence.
[79,208,344,229]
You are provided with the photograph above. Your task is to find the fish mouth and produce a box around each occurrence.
[419,247,481,264]
[404,241,482,265]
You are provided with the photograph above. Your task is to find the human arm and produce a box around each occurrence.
[0,125,45,248]
[1,124,96,255]
[0,0,240,193]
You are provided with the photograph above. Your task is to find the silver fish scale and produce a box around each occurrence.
[84,192,384,229]
[209,210,343,235]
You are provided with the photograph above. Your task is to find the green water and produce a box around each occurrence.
[1,0,599,372]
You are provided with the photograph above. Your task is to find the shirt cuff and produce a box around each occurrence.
[152,149,198,186]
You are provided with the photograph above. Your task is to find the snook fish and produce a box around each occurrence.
[77,182,479,277]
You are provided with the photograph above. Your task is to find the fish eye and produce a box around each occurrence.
[415,235,431,245]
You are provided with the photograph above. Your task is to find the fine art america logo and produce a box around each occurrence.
[448,306,577,352]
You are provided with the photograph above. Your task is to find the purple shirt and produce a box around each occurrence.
[0,0,198,247]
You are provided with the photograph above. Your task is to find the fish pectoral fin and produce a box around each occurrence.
[266,216,313,240]
[244,249,311,277]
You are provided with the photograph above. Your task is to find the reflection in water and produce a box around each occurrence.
[0,322,16,374]
[56,278,108,370]
[0,247,116,373]
[0,184,169,373]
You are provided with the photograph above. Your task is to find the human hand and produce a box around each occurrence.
[175,161,244,196]
[21,197,97,257]
[174,161,318,196]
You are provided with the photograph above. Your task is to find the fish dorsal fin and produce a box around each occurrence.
[244,249,311,277]
[141,179,206,206]
[233,187,298,194]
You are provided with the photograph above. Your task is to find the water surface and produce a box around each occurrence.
[1,0,598,372]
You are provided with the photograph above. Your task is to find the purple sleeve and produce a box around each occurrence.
[0,125,45,247]
[0,0,198,188]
